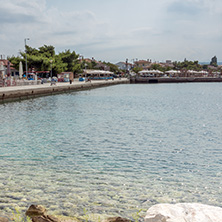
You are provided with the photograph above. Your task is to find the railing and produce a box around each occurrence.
[0,78,41,87]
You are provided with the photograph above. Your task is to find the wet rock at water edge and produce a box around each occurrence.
[102,217,132,222]
[32,215,60,222]
[26,205,47,218]
[0,217,9,222]
[26,205,60,222]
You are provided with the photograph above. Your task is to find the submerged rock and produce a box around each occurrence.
[144,203,222,222]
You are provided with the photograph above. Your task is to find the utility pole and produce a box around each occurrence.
[126,58,129,75]
[24,38,30,78]
[50,60,53,78]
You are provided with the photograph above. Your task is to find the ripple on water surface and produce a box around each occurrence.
[0,83,222,219]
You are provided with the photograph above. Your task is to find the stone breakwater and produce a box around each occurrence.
[1,203,222,222]
[130,76,222,84]
[0,79,129,103]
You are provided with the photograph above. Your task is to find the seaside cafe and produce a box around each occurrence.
[81,69,114,80]
[57,72,74,82]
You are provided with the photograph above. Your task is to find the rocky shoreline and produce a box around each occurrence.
[0,204,132,222]
[1,203,222,222]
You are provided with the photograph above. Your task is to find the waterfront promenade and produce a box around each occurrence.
[0,78,129,103]
[130,76,222,84]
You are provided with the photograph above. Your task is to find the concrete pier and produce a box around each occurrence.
[0,78,129,103]
[130,76,222,84]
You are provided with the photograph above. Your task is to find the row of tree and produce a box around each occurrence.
[132,57,220,73]
[9,45,121,76]
[9,45,220,75]
[131,61,203,73]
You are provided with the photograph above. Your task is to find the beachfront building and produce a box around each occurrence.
[81,69,114,80]
[0,59,18,77]
[57,72,74,82]
[138,69,164,77]
[159,60,174,69]
[79,57,111,71]
[134,59,152,69]
[94,62,111,71]
[115,62,133,71]
[0,59,20,87]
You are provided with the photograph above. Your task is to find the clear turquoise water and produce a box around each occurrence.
[0,83,222,219]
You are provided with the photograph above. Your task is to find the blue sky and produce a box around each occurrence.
[0,0,221,63]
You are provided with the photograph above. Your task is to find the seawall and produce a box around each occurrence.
[0,78,129,103]
[130,77,222,84]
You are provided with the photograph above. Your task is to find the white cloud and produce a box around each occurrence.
[0,0,222,62]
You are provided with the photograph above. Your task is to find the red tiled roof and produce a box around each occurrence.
[0,59,13,67]
[0,59,17,71]
[135,60,151,64]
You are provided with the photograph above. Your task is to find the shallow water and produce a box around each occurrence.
[0,83,222,220]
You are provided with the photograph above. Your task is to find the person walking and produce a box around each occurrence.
[69,73,74,84]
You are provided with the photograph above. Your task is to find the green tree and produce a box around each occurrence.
[58,50,79,71]
[10,45,56,73]
[173,60,202,71]
[9,45,81,76]
[39,45,55,58]
[9,56,23,71]
[132,66,143,73]
[210,56,217,67]
[103,62,120,73]
[151,63,166,72]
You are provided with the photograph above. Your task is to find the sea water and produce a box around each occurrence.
[0,83,222,219]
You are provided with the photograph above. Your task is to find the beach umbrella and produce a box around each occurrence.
[156,70,163,74]
[138,70,146,74]
[19,61,23,79]
[0,61,4,78]
[166,70,178,74]
[7,60,11,77]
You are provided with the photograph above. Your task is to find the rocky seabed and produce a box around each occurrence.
[1,203,222,222]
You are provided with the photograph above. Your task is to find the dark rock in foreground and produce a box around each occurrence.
[32,215,60,222]
[18,202,222,222]
[25,205,131,222]
[26,205,60,222]
[0,217,9,222]
[102,217,132,222]
[26,205,47,218]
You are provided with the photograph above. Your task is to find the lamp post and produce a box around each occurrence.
[50,60,53,79]
[24,38,30,78]
[126,58,128,76]
[85,63,87,81]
